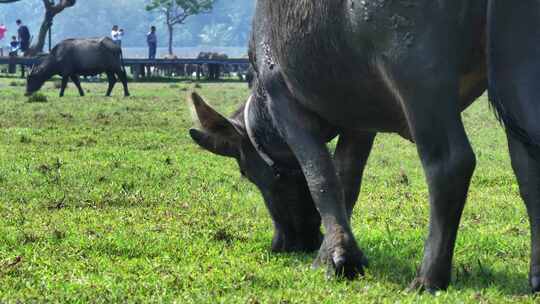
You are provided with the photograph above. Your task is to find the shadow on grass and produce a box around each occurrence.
[264,235,531,296]
[363,237,531,296]
[452,264,530,296]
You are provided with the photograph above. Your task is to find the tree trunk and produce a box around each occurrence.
[26,11,53,56]
[26,0,76,56]
[168,24,174,56]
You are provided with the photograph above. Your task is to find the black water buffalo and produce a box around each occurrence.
[488,0,540,292]
[190,0,540,293]
[26,37,129,97]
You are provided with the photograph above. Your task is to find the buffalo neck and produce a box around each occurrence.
[244,94,299,169]
[38,56,60,78]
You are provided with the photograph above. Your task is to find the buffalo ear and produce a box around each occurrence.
[189,128,238,157]
[189,92,244,158]
[189,92,244,141]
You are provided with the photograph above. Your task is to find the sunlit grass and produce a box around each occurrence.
[0,78,535,303]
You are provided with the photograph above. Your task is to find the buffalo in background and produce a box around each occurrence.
[26,37,130,97]
[197,52,228,81]
[148,52,230,80]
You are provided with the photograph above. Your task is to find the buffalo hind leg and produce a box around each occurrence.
[388,64,476,291]
[264,72,367,279]
[59,76,69,97]
[116,70,130,97]
[70,75,85,97]
[105,72,117,97]
[507,135,540,292]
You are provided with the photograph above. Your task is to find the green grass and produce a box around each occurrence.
[0,78,536,303]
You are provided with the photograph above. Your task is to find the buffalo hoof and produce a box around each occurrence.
[312,232,367,280]
[530,274,540,293]
[124,93,130,97]
[408,277,448,294]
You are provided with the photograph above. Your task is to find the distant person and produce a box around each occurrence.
[16,19,30,53]
[0,24,6,40]
[118,28,124,47]
[9,36,19,56]
[111,25,121,46]
[147,26,157,59]
[0,24,7,56]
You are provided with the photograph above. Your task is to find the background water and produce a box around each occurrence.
[122,47,248,59]
[0,46,248,58]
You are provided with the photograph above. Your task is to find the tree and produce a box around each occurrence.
[146,0,214,55]
[27,0,77,56]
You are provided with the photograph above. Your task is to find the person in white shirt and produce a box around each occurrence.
[117,29,124,47]
[111,25,121,46]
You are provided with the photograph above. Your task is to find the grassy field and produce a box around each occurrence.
[0,78,536,303]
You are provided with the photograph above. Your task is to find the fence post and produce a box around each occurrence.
[8,55,16,74]
[133,64,141,81]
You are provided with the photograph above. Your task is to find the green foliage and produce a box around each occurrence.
[0,78,534,302]
[146,0,214,17]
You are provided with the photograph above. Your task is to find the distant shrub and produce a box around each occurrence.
[53,81,62,89]
[27,93,48,103]
[9,81,24,87]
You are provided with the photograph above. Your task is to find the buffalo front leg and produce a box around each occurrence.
[105,72,117,97]
[70,75,85,96]
[265,80,366,279]
[507,135,540,292]
[59,76,69,97]
[334,132,376,219]
[312,132,375,271]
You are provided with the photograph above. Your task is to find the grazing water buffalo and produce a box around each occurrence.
[488,0,540,292]
[190,0,540,292]
[26,37,130,97]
